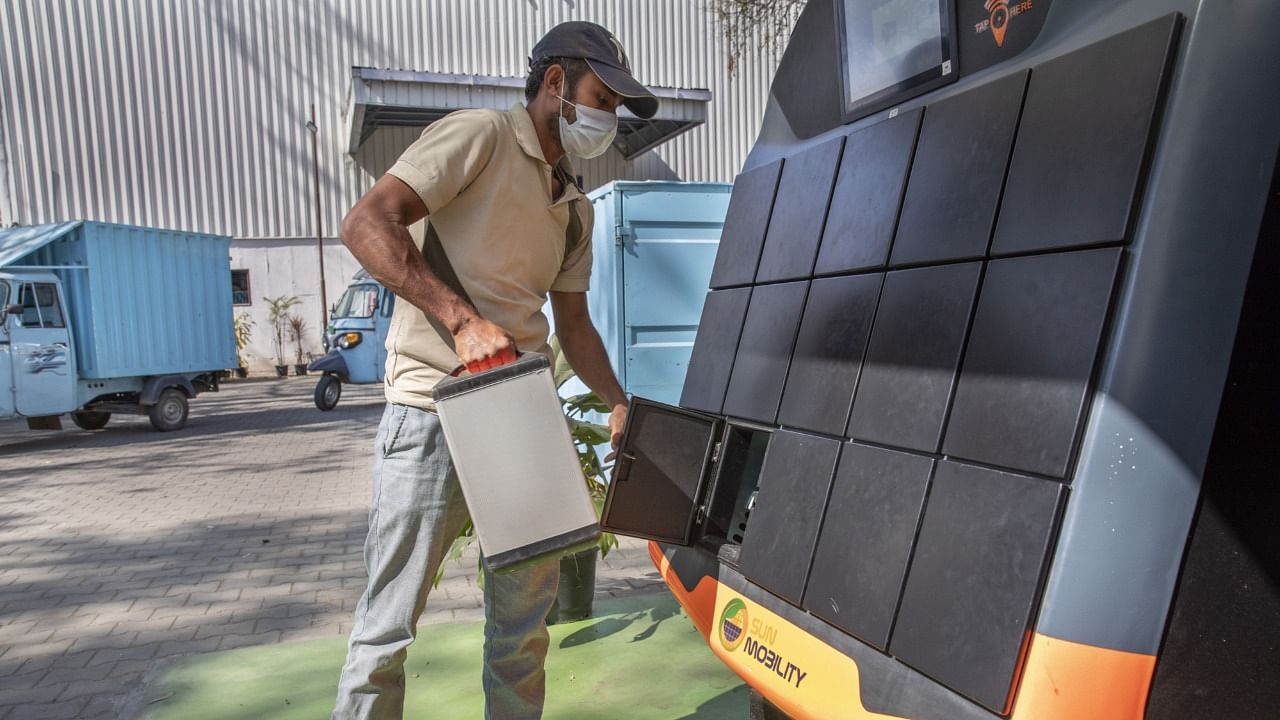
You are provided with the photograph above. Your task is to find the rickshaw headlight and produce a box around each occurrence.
[337,332,363,349]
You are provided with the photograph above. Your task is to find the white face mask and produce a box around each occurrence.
[555,92,618,159]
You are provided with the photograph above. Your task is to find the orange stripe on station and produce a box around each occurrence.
[648,540,719,640]
[1012,633,1157,720]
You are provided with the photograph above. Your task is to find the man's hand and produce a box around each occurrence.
[605,402,629,462]
[453,317,518,372]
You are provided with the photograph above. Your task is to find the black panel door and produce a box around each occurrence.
[849,263,981,452]
[991,15,1179,255]
[755,136,845,283]
[891,71,1028,266]
[601,399,721,545]
[776,273,881,435]
[709,161,785,288]
[813,109,920,275]
[737,430,842,605]
[680,288,752,414]
[890,461,1064,714]
[803,443,933,650]
[723,281,810,424]
[942,248,1121,478]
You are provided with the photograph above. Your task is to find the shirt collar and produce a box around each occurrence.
[510,102,579,179]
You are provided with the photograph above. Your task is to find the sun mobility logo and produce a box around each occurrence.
[719,596,808,689]
[719,598,748,652]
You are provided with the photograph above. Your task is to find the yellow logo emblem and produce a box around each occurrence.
[719,598,749,652]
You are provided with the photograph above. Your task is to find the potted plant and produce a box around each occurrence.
[232,312,254,378]
[432,336,619,624]
[288,313,309,376]
[264,295,300,377]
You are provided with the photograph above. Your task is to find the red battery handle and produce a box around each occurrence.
[451,348,520,377]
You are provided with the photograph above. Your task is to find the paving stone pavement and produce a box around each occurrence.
[0,377,664,719]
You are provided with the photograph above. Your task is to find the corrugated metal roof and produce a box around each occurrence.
[345,68,712,159]
[0,221,82,268]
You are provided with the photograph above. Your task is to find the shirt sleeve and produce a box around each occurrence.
[550,199,594,293]
[385,110,500,214]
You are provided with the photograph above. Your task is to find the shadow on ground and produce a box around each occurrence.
[0,377,383,474]
[0,378,385,717]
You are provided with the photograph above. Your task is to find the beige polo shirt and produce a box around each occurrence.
[382,103,593,410]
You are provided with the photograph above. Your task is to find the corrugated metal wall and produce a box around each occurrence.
[0,0,789,238]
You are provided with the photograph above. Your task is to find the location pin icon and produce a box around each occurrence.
[986,0,1010,47]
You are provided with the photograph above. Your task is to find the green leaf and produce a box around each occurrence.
[598,531,619,559]
[564,392,612,416]
[572,423,611,447]
[548,334,577,389]
[432,520,475,589]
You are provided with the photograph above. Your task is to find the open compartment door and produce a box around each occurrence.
[601,397,722,545]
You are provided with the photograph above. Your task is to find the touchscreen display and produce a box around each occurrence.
[838,0,954,119]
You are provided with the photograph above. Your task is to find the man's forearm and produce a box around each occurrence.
[559,325,627,409]
[340,209,479,334]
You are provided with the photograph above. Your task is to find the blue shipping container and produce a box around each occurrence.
[572,181,732,404]
[0,221,236,379]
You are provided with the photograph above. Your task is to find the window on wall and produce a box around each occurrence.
[231,269,251,306]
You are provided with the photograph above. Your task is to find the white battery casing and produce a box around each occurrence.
[433,354,601,571]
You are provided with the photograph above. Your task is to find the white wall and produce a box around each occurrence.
[230,238,361,372]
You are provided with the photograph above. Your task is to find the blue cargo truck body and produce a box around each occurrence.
[0,221,236,431]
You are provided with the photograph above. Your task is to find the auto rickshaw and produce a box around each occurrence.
[308,270,393,410]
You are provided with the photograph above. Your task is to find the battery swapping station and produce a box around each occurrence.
[600,0,1280,718]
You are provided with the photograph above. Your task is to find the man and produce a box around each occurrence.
[331,21,658,720]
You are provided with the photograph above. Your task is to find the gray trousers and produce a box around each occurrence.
[333,402,559,719]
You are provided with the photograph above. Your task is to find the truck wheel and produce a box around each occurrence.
[315,374,342,411]
[70,411,111,431]
[148,388,189,431]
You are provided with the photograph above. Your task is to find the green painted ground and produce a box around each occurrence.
[143,593,747,719]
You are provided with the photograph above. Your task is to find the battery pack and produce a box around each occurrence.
[432,353,601,572]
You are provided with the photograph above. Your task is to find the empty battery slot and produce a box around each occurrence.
[700,423,771,557]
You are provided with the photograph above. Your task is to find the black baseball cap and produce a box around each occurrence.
[531,21,659,119]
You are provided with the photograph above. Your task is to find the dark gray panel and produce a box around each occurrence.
[601,400,719,545]
[890,461,1064,714]
[777,274,881,435]
[891,72,1028,266]
[943,248,1121,477]
[991,16,1178,255]
[708,161,784,288]
[802,444,933,650]
[737,430,841,605]
[768,0,844,139]
[813,110,920,275]
[849,263,981,452]
[756,136,845,283]
[723,281,809,424]
[680,288,752,414]
[1146,221,1280,717]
